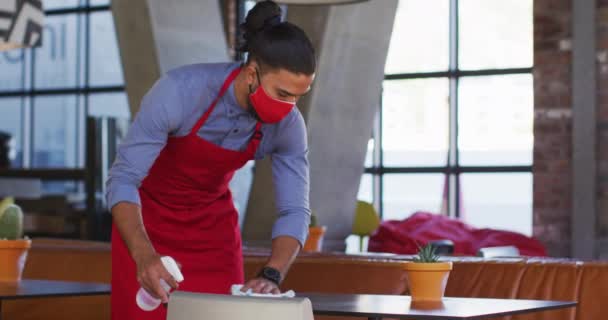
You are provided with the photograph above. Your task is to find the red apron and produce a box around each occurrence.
[111,67,261,320]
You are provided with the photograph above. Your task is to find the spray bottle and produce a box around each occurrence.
[136,256,184,311]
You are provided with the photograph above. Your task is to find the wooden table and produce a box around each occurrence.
[0,279,111,320]
[301,293,577,320]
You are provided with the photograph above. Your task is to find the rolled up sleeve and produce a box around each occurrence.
[270,109,311,246]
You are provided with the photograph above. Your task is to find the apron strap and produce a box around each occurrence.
[189,67,242,136]
[252,122,263,141]
[245,121,264,156]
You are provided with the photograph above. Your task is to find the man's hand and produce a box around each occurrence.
[240,236,301,294]
[112,202,179,303]
[241,278,280,294]
[134,251,179,303]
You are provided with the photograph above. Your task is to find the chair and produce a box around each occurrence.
[167,291,314,320]
[352,200,381,251]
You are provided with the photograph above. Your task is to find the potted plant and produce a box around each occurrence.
[403,243,452,301]
[0,204,31,282]
[303,212,326,252]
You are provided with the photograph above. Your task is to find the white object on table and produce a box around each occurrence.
[231,284,295,298]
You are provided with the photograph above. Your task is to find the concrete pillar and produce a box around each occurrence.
[242,0,398,250]
[111,0,230,116]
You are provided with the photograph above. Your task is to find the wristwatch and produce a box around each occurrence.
[257,266,282,285]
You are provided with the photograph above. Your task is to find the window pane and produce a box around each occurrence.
[33,95,79,168]
[461,173,532,236]
[244,0,256,12]
[382,174,444,221]
[40,180,81,196]
[89,12,124,86]
[34,14,80,88]
[364,138,373,168]
[0,98,23,167]
[357,173,373,203]
[89,93,130,119]
[89,0,110,5]
[382,79,449,167]
[458,74,533,166]
[385,0,449,74]
[43,0,82,10]
[459,0,533,70]
[0,50,26,91]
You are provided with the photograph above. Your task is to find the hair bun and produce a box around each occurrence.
[241,1,282,50]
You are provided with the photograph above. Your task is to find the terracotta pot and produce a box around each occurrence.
[303,226,326,252]
[0,239,31,282]
[404,261,452,301]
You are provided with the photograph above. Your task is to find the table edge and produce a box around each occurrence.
[0,279,111,300]
[302,293,578,320]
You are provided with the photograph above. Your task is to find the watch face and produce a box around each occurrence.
[263,267,280,281]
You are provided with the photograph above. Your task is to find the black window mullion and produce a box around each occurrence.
[365,166,532,175]
[45,5,110,16]
[84,0,91,118]
[384,67,533,81]
[73,11,83,169]
[28,40,36,168]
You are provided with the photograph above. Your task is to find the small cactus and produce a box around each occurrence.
[0,204,24,240]
[413,243,440,263]
[309,213,317,228]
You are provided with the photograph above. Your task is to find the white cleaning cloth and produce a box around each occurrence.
[230,284,295,298]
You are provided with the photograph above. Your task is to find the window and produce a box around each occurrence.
[461,173,533,235]
[33,14,81,89]
[89,11,124,86]
[359,0,533,235]
[0,2,126,197]
[0,50,26,91]
[0,98,24,167]
[382,78,449,167]
[458,74,533,166]
[32,95,79,168]
[382,174,445,221]
[384,1,449,74]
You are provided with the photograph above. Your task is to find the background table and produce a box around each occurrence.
[0,279,111,320]
[301,293,577,320]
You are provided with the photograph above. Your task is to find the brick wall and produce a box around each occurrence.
[534,0,608,258]
[533,0,572,257]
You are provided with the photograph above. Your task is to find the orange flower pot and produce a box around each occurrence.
[0,239,31,282]
[303,226,326,252]
[404,261,452,301]
[411,300,446,311]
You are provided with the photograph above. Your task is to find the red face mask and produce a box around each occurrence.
[248,69,295,123]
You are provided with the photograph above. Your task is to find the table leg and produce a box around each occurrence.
[0,299,3,320]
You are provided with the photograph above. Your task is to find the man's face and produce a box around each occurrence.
[247,63,315,104]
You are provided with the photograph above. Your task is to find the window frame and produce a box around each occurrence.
[366,0,533,221]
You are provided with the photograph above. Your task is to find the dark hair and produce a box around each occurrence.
[239,1,316,75]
